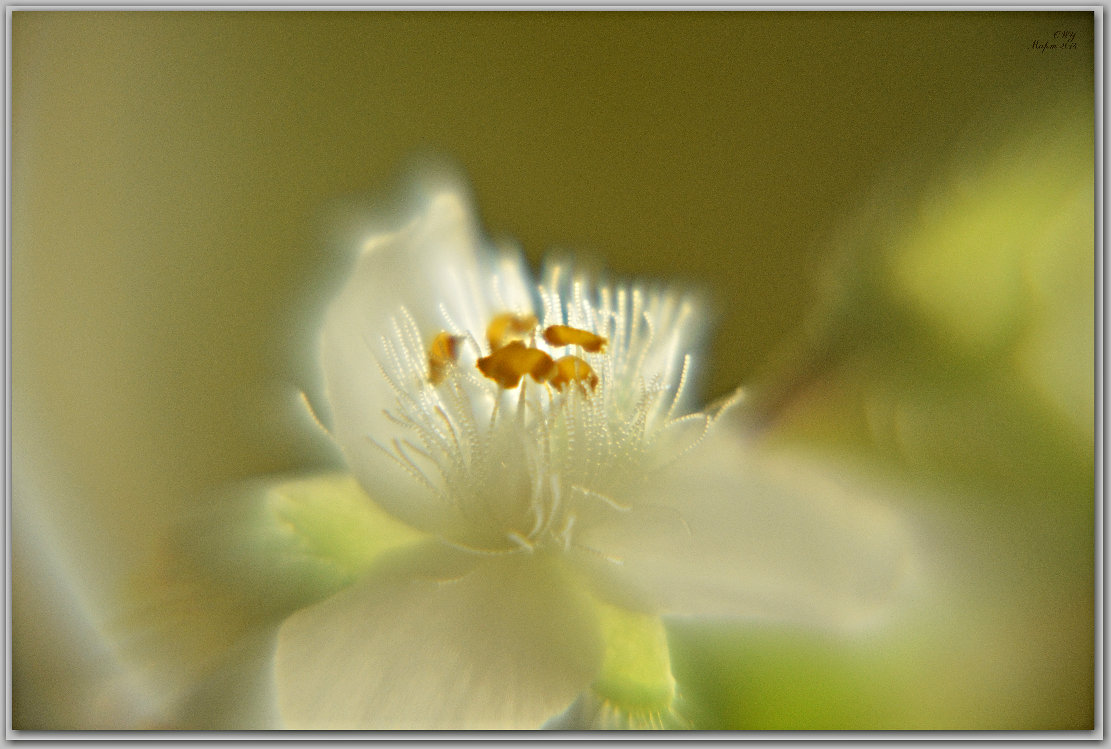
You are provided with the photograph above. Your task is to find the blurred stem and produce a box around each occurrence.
[743,278,879,435]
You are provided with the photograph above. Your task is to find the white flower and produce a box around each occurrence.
[273,184,912,730]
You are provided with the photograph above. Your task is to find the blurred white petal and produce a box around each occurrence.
[274,547,604,729]
[578,422,916,629]
[320,187,535,536]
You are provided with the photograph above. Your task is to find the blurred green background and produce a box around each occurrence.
[12,11,1095,730]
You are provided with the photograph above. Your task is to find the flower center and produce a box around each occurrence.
[419,313,620,553]
[371,273,716,557]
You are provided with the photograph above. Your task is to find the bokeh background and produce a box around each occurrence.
[12,11,1095,730]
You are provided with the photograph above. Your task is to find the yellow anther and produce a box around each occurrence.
[476,340,556,389]
[486,312,539,351]
[427,331,463,385]
[543,324,608,353]
[549,355,599,392]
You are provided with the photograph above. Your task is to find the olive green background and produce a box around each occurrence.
[12,11,1095,730]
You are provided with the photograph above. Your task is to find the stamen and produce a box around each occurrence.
[543,324,608,353]
[490,273,510,313]
[366,435,451,505]
[396,308,428,377]
[571,542,625,566]
[488,392,502,431]
[398,437,437,469]
[615,288,632,379]
[665,354,691,423]
[297,390,332,438]
[653,413,713,471]
[437,302,463,336]
[558,512,576,550]
[477,340,556,389]
[571,279,589,329]
[433,404,463,462]
[516,372,528,419]
[427,331,462,385]
[392,437,443,494]
[486,311,538,351]
[525,478,548,540]
[374,335,409,400]
[544,473,563,537]
[630,306,655,387]
[381,400,454,462]
[507,531,535,552]
[550,355,599,392]
[571,484,630,512]
[546,265,564,324]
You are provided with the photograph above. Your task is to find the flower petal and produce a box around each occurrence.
[320,188,534,534]
[576,422,917,629]
[274,547,604,729]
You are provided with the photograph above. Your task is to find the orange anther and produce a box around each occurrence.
[476,340,556,389]
[427,332,463,385]
[549,355,599,392]
[542,324,608,353]
[486,312,539,351]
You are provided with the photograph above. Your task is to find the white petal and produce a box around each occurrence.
[274,547,603,730]
[576,423,918,629]
[320,189,534,534]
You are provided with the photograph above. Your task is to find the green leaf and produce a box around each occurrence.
[181,472,426,613]
[263,472,426,578]
[590,599,676,720]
